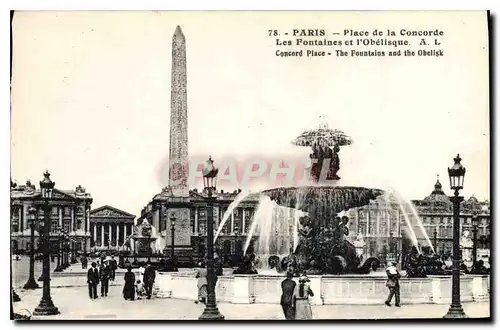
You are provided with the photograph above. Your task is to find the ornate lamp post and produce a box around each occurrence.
[199,156,224,320]
[23,207,40,289]
[443,155,467,319]
[53,226,63,272]
[471,212,479,265]
[33,171,59,316]
[170,213,178,271]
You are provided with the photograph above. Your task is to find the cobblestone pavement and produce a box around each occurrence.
[13,285,490,320]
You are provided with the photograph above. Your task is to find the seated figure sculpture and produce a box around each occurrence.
[309,139,341,183]
[405,246,427,278]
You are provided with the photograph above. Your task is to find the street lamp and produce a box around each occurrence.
[472,212,479,265]
[33,170,59,316]
[443,154,467,319]
[54,225,63,272]
[170,213,178,271]
[199,156,224,320]
[23,207,40,289]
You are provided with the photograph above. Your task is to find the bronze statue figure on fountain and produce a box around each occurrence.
[309,140,341,183]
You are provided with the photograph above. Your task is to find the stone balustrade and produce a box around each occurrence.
[155,272,490,305]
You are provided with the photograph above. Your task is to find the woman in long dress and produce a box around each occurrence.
[195,262,208,304]
[293,275,314,320]
[123,266,136,301]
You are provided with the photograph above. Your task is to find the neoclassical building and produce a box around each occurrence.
[89,205,136,252]
[345,177,491,259]
[10,177,93,255]
[137,188,260,263]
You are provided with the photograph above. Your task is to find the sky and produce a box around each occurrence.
[11,11,490,217]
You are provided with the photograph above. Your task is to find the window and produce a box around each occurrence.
[64,207,71,216]
[51,220,58,233]
[52,207,58,215]
[244,209,250,218]
[63,220,70,233]
[11,220,19,233]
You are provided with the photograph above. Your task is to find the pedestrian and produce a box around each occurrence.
[123,266,135,301]
[194,262,207,304]
[81,255,88,269]
[110,256,117,281]
[143,262,156,299]
[135,280,145,299]
[385,261,401,307]
[293,275,314,320]
[87,262,99,299]
[280,271,297,320]
[100,262,111,297]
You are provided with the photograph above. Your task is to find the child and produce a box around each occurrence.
[135,279,145,299]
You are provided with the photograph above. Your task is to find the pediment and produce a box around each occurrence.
[90,205,135,218]
[52,189,75,200]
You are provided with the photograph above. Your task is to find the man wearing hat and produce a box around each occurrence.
[99,260,111,297]
[87,262,99,299]
[143,261,156,299]
[280,271,296,320]
[385,261,401,307]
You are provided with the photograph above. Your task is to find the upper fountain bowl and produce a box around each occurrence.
[261,185,384,216]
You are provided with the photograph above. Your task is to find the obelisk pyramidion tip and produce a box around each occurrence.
[173,25,185,39]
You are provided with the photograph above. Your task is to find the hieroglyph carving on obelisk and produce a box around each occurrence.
[169,26,189,197]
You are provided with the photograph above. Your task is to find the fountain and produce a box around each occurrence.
[118,219,169,269]
[231,126,385,275]
[155,125,490,305]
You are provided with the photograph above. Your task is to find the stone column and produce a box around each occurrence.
[18,206,22,233]
[242,208,246,234]
[230,210,235,234]
[117,224,120,246]
[366,210,370,236]
[59,207,63,228]
[93,224,97,246]
[194,207,199,235]
[71,206,75,232]
[101,224,105,247]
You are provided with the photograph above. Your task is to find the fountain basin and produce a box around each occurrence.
[154,272,489,305]
[261,186,384,226]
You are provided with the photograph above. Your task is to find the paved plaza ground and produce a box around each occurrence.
[13,284,490,320]
[12,257,490,320]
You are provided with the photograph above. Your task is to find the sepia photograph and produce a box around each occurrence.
[9,10,491,321]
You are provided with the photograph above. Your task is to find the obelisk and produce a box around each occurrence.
[169,25,189,197]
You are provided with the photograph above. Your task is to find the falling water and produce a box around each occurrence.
[390,190,434,253]
[243,194,307,269]
[406,198,435,253]
[214,189,252,243]
[293,207,301,252]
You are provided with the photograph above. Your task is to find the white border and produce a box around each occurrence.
[2,1,498,329]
